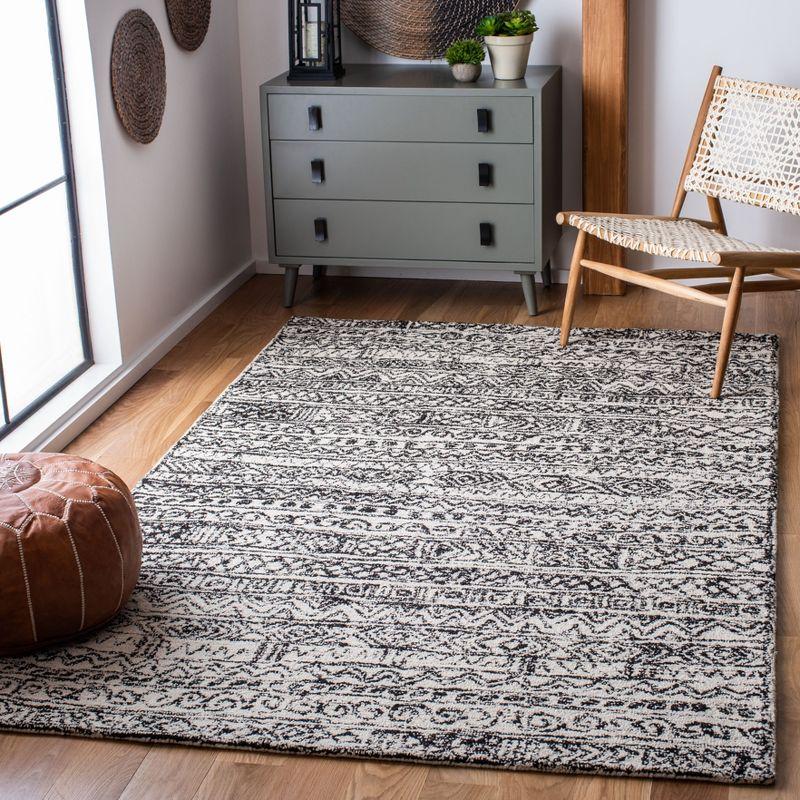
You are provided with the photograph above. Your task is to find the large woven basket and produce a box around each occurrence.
[341,0,516,60]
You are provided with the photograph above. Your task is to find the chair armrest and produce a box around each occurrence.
[712,251,800,268]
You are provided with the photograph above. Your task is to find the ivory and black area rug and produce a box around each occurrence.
[0,318,779,783]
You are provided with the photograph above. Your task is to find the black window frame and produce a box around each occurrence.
[0,0,93,439]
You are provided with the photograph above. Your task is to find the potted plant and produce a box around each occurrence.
[445,39,485,83]
[476,10,538,81]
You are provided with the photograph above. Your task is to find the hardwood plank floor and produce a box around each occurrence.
[4,274,798,800]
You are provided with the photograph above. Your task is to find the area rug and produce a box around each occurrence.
[0,318,779,783]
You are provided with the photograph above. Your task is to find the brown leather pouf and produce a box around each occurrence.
[0,453,142,656]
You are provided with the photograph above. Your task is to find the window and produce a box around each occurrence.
[0,0,92,438]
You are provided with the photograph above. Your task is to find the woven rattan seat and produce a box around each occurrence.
[567,214,793,264]
[558,66,800,399]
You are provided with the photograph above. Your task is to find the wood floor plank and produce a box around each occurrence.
[418,779,500,800]
[777,636,800,724]
[778,536,800,637]
[420,764,508,800]
[42,740,149,800]
[0,274,795,800]
[498,772,647,800]
[191,751,289,800]
[0,734,76,800]
[118,747,217,800]
[345,761,429,800]
[193,753,355,800]
[649,780,729,800]
[417,766,502,800]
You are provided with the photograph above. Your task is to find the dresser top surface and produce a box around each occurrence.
[262,64,560,95]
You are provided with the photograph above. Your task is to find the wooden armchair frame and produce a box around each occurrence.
[558,65,800,398]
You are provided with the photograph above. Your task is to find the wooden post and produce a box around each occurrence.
[582,0,628,296]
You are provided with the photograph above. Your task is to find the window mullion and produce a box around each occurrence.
[0,175,67,217]
[0,349,10,427]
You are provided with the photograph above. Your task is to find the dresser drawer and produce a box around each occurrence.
[267,94,533,144]
[270,141,534,204]
[273,200,534,263]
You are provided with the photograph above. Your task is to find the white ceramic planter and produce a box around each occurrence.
[484,33,534,81]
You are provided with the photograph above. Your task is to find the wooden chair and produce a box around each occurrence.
[558,65,800,398]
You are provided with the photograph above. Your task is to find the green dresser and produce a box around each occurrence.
[260,65,562,315]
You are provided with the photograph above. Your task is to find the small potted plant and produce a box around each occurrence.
[476,10,538,81]
[445,38,485,83]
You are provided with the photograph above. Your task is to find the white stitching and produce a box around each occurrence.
[14,531,37,643]
[62,502,86,631]
[93,494,126,613]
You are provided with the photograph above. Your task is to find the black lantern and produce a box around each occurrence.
[287,0,344,81]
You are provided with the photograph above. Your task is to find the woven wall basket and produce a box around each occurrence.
[111,10,166,144]
[165,0,211,51]
[340,0,516,60]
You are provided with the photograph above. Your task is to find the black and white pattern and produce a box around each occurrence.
[0,318,778,784]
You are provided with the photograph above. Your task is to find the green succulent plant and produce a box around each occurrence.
[504,10,539,35]
[475,15,505,37]
[445,38,485,66]
[475,10,539,37]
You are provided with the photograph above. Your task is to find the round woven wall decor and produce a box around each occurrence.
[341,0,516,60]
[111,10,166,144]
[165,0,211,51]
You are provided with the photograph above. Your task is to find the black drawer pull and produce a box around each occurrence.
[477,108,492,133]
[308,105,322,131]
[314,217,328,242]
[480,222,494,247]
[478,162,493,187]
[311,159,325,184]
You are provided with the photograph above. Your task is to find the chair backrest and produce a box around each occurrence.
[684,74,800,216]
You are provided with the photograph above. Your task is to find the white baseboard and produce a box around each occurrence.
[255,260,568,284]
[7,261,256,454]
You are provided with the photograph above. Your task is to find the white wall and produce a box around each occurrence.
[84,0,252,362]
[238,0,289,266]
[239,0,800,282]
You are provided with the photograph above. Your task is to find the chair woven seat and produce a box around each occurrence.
[567,214,793,263]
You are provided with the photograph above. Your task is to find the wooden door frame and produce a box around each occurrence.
[582,0,628,295]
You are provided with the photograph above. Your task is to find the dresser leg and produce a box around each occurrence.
[542,260,553,289]
[312,265,327,280]
[519,273,538,316]
[282,265,299,308]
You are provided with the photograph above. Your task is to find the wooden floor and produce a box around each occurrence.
[1,274,798,800]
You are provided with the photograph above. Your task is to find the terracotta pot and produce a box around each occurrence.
[451,63,482,83]
[485,33,534,80]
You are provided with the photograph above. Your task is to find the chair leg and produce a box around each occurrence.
[560,230,587,347]
[710,266,745,399]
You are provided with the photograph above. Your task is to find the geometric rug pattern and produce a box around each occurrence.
[0,318,779,783]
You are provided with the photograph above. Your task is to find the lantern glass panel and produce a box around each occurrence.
[298,2,324,65]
